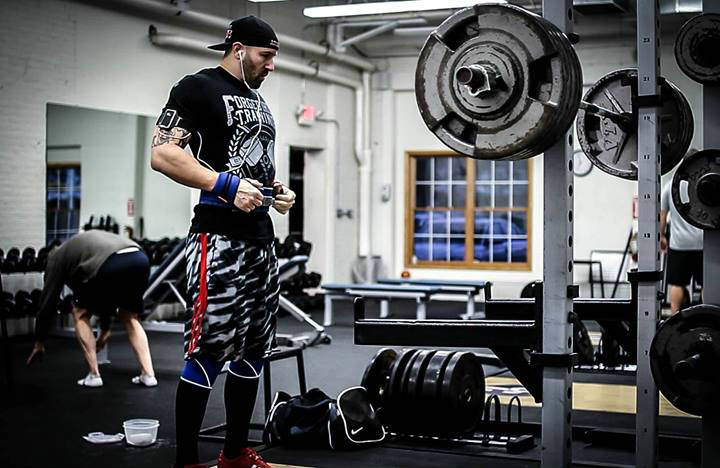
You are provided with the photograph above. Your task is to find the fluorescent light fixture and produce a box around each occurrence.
[304,0,506,18]
[248,0,286,2]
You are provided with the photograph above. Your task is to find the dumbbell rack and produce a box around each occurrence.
[700,1,720,465]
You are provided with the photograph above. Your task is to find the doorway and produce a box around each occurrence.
[288,147,305,237]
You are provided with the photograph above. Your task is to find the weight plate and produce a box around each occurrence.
[361,348,397,409]
[385,348,419,427]
[418,351,455,432]
[576,68,694,180]
[401,349,437,434]
[672,149,720,230]
[440,352,486,434]
[675,14,720,85]
[393,349,428,433]
[408,350,438,401]
[650,304,720,416]
[415,4,582,160]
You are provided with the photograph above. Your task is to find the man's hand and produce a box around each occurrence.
[26,341,45,366]
[660,235,668,253]
[233,178,264,212]
[96,330,111,351]
[273,183,296,215]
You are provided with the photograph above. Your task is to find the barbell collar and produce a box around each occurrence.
[455,64,500,96]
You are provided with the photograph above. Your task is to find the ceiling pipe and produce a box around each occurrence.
[148,26,362,96]
[81,0,376,71]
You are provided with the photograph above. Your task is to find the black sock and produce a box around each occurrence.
[222,373,260,458]
[175,379,212,467]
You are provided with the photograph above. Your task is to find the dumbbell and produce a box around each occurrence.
[36,246,50,271]
[2,247,21,273]
[1,292,15,318]
[19,247,37,272]
[30,289,42,311]
[306,272,322,288]
[15,290,33,317]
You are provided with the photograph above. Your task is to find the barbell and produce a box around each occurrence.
[415,4,582,161]
[414,3,696,182]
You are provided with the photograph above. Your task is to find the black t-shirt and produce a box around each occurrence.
[160,66,276,241]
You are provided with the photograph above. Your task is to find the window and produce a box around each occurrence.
[46,165,81,243]
[406,152,532,270]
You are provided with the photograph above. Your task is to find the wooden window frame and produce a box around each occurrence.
[46,163,82,244]
[404,151,533,271]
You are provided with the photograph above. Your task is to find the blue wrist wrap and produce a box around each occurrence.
[211,172,241,204]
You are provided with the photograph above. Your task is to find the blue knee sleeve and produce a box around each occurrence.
[181,356,224,389]
[228,357,264,379]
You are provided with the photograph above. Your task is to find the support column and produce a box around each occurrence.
[635,1,661,466]
[541,1,575,467]
[701,2,720,465]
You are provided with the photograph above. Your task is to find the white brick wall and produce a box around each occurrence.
[0,0,77,249]
[0,0,360,284]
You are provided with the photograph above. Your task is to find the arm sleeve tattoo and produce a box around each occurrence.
[152,126,191,148]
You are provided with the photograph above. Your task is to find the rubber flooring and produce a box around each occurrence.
[0,299,702,467]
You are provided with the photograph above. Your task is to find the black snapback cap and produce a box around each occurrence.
[208,16,279,51]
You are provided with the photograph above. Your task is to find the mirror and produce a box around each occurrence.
[45,103,192,243]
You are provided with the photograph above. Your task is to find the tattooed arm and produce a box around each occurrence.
[150,126,264,211]
[150,125,218,191]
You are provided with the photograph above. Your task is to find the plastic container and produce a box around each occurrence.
[123,419,159,446]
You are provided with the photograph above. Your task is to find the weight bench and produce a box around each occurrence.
[377,278,492,319]
[320,283,441,326]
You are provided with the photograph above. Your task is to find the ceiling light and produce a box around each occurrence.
[248,0,287,2]
[304,0,507,18]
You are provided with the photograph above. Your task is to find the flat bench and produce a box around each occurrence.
[377,278,491,319]
[320,283,441,326]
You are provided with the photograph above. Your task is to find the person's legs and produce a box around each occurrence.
[72,306,103,387]
[176,233,240,468]
[669,285,685,314]
[222,358,263,458]
[219,241,278,468]
[665,248,692,314]
[118,309,156,381]
[176,357,223,467]
[691,249,703,304]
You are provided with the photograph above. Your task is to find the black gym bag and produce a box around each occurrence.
[264,387,385,450]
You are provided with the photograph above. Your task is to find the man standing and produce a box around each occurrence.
[660,178,703,314]
[151,16,295,468]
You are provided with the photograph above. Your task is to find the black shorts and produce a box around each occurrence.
[666,248,703,287]
[74,250,150,325]
[183,233,279,362]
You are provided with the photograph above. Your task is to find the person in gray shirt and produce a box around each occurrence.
[26,230,157,387]
[661,180,704,314]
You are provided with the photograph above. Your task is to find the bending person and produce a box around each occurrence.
[26,230,157,387]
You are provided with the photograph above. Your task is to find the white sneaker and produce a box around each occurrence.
[77,373,103,387]
[131,374,158,387]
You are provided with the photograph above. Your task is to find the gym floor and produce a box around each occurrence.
[0,300,701,468]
